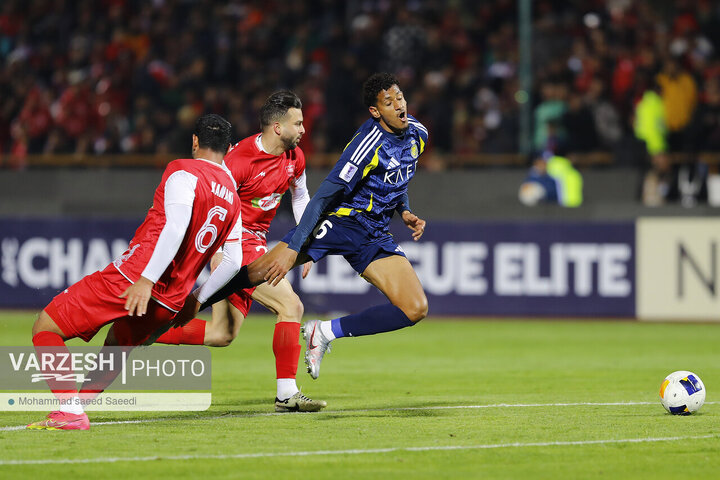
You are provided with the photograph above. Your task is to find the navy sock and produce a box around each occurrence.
[331,304,415,338]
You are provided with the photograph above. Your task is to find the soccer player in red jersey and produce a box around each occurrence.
[156,91,326,412]
[27,114,244,430]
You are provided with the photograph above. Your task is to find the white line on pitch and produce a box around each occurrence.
[0,434,718,465]
[2,401,716,432]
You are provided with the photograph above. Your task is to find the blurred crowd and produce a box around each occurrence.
[2,0,720,174]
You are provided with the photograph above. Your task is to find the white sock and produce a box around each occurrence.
[277,378,299,400]
[320,320,336,341]
[59,396,84,415]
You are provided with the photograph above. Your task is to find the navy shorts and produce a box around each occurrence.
[281,215,406,274]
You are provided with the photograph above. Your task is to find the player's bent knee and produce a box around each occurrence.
[204,329,235,347]
[280,294,304,322]
[401,295,428,323]
[32,310,59,337]
[208,337,233,347]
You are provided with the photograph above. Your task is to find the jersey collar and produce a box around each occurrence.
[255,134,270,154]
[196,157,237,189]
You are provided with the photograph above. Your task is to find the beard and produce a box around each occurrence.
[282,136,300,151]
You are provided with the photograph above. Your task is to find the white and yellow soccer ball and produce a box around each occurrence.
[659,371,706,415]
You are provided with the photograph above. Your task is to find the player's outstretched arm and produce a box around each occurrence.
[172,238,243,328]
[263,179,344,286]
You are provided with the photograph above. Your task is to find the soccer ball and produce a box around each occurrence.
[659,371,706,415]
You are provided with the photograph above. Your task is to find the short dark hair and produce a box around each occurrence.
[363,72,400,107]
[259,90,302,129]
[194,114,232,153]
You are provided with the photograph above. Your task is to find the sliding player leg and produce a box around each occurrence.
[27,266,177,430]
[304,254,427,379]
[26,310,90,430]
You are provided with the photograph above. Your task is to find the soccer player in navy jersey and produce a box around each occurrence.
[175,72,428,379]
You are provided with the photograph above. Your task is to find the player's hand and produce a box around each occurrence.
[264,248,298,286]
[401,210,426,241]
[119,276,154,316]
[172,292,201,328]
[301,261,312,279]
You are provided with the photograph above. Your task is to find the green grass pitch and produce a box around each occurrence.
[0,310,718,479]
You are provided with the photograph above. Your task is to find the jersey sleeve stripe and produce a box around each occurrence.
[353,130,382,165]
[350,127,379,164]
[348,126,376,163]
[350,127,382,165]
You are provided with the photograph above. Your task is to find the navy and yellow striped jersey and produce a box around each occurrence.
[325,115,428,233]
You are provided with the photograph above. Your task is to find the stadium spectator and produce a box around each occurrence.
[656,57,698,152]
[546,152,583,207]
[563,91,598,152]
[634,79,667,156]
[586,78,623,150]
[519,151,582,207]
[533,81,568,152]
[12,86,52,154]
[518,153,559,206]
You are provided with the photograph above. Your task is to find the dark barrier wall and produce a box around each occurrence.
[0,217,635,317]
[3,168,719,221]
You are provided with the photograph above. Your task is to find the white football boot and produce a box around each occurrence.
[302,320,332,379]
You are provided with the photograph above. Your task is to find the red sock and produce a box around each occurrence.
[273,322,301,379]
[155,319,206,345]
[80,344,133,399]
[32,331,77,402]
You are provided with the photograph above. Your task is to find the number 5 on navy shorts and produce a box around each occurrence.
[281,216,406,275]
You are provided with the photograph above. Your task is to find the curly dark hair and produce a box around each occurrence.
[362,73,400,108]
[194,114,232,153]
[260,90,303,128]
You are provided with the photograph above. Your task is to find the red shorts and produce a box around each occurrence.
[45,264,176,344]
[226,234,268,316]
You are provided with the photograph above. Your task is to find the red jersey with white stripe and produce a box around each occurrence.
[113,158,241,311]
[225,134,306,234]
